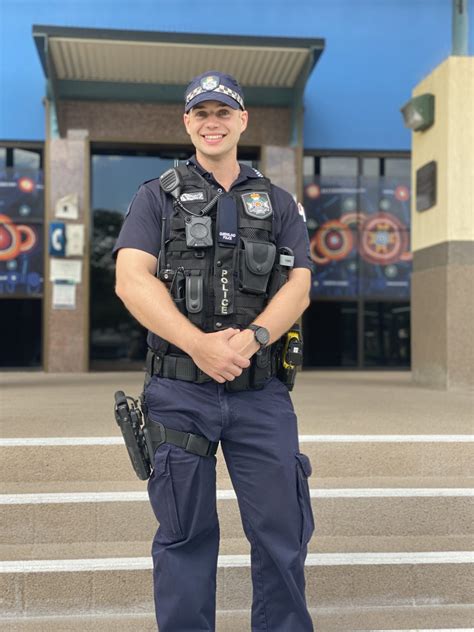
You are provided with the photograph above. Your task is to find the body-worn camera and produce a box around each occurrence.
[185,215,213,248]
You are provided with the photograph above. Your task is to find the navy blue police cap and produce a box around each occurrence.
[184,71,245,113]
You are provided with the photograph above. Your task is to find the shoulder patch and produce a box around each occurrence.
[241,192,273,219]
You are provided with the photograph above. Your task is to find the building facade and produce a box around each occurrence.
[0,1,472,373]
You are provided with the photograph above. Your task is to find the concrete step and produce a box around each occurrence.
[3,475,473,495]
[2,435,473,487]
[2,608,474,631]
[3,534,474,563]
[2,490,473,551]
[2,553,473,618]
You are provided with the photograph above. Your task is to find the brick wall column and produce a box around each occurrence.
[43,130,90,372]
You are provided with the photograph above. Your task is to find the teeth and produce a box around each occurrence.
[204,135,223,139]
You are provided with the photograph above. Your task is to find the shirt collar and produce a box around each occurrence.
[186,155,262,188]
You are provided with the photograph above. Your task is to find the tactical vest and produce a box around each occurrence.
[147,163,289,359]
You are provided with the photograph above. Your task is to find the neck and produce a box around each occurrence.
[195,150,240,192]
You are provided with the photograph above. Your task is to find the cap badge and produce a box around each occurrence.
[241,192,273,219]
[200,75,220,91]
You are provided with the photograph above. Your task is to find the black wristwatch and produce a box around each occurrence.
[246,324,270,350]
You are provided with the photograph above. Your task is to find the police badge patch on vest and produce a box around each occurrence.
[241,192,273,219]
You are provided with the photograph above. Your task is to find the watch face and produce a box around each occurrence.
[256,327,270,346]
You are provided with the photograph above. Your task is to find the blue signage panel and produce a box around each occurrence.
[49,222,66,257]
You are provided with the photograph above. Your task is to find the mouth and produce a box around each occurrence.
[201,134,226,145]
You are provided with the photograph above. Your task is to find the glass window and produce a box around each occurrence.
[92,155,174,216]
[303,156,315,177]
[362,158,379,176]
[0,148,6,170]
[13,149,41,170]
[385,158,411,178]
[303,301,357,367]
[320,157,358,177]
[364,302,410,366]
[0,299,42,367]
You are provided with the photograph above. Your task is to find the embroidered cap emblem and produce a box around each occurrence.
[200,75,220,91]
[241,192,273,219]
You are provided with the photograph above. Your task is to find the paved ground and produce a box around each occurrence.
[1,370,473,437]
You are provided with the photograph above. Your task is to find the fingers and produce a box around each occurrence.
[221,327,241,339]
[206,361,244,383]
[190,329,250,383]
[233,353,251,369]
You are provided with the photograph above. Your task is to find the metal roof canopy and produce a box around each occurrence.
[32,24,324,141]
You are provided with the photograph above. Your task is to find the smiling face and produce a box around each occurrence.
[183,100,248,163]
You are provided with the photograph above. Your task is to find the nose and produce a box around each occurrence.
[203,114,220,127]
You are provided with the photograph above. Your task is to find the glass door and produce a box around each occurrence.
[90,152,175,370]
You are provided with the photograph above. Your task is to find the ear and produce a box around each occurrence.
[240,109,249,133]
[183,112,191,135]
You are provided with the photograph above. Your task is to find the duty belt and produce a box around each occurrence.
[146,348,279,392]
[146,350,212,384]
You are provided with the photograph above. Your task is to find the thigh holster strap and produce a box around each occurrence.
[146,418,218,458]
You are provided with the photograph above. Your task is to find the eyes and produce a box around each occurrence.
[192,108,232,120]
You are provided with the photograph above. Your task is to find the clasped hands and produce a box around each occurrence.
[189,327,260,384]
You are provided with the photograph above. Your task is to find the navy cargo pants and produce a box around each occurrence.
[144,374,315,632]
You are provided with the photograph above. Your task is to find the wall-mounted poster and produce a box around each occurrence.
[303,176,412,299]
[0,168,44,296]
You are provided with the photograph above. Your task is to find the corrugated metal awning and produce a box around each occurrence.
[32,25,324,139]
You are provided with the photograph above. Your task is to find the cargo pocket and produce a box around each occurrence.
[295,452,315,547]
[148,444,184,540]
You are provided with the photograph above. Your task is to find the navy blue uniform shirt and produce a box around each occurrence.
[113,156,312,269]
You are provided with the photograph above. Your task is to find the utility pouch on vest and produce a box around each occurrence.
[252,346,273,389]
[239,238,276,295]
[170,267,186,315]
[185,271,203,314]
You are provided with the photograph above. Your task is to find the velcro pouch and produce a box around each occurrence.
[239,238,276,295]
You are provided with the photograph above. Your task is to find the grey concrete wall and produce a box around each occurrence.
[412,241,474,390]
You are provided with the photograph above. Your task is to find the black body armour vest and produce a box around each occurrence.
[147,164,287,359]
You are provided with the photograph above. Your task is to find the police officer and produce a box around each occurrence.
[114,71,315,631]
